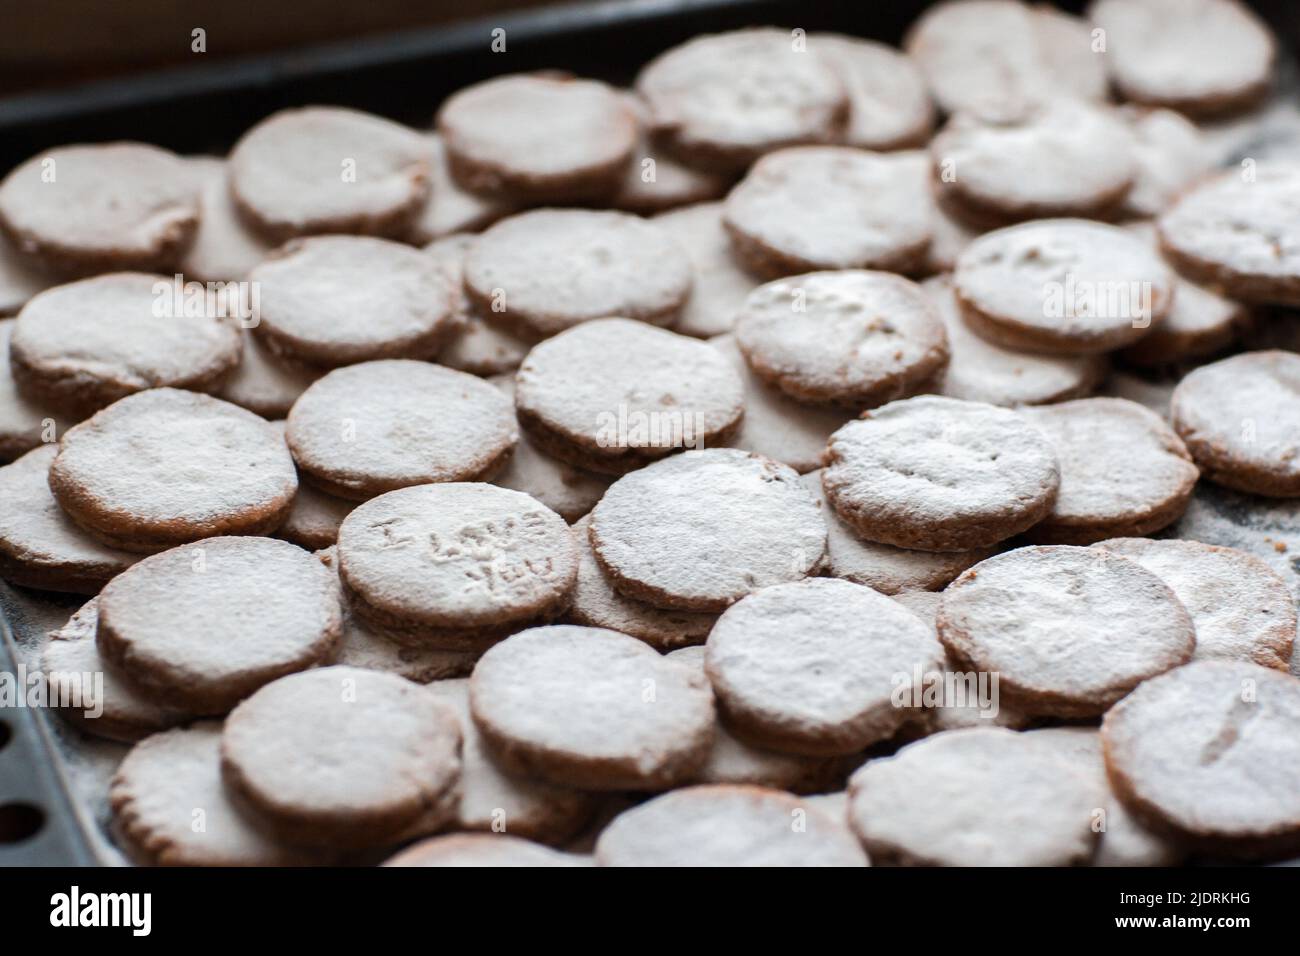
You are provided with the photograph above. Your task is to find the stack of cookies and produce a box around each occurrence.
[2,0,1299,866]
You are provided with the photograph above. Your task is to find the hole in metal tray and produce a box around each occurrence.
[0,801,46,844]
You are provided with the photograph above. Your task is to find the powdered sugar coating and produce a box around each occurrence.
[1118,108,1215,219]
[0,235,49,316]
[179,156,271,282]
[823,395,1060,551]
[1095,537,1296,670]
[1020,398,1198,543]
[596,785,868,867]
[0,319,62,462]
[384,833,590,867]
[426,234,528,376]
[217,330,319,420]
[650,201,758,339]
[634,28,848,171]
[407,135,515,244]
[463,209,693,340]
[705,578,945,755]
[286,360,517,500]
[590,449,826,611]
[612,93,731,214]
[723,148,933,277]
[1102,660,1300,852]
[469,625,715,790]
[938,545,1195,716]
[734,270,949,407]
[811,33,933,150]
[847,727,1102,866]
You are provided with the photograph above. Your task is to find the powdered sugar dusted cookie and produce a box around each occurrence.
[0,319,62,462]
[811,34,933,151]
[278,481,353,551]
[1157,165,1300,306]
[406,135,515,245]
[634,28,848,172]
[179,157,271,282]
[847,726,1102,866]
[1170,350,1300,496]
[1117,107,1215,219]
[710,335,846,473]
[285,360,516,500]
[734,271,949,408]
[567,515,715,652]
[428,678,596,844]
[463,209,693,341]
[705,578,944,755]
[0,236,49,316]
[249,236,458,366]
[112,723,328,866]
[923,276,1105,407]
[1094,537,1296,670]
[723,148,933,277]
[801,470,989,594]
[425,234,528,376]
[1102,660,1300,857]
[97,536,342,714]
[905,0,1107,121]
[596,784,868,867]
[938,546,1195,717]
[0,444,136,593]
[611,92,732,214]
[1089,0,1275,117]
[437,73,637,204]
[229,106,430,242]
[43,598,190,743]
[336,483,576,647]
[0,142,199,276]
[469,625,714,790]
[1020,398,1198,544]
[932,102,1136,227]
[823,395,1060,551]
[514,318,744,475]
[216,330,318,420]
[953,219,1174,355]
[384,833,589,867]
[49,389,297,552]
[650,201,759,339]
[10,273,243,416]
[221,666,462,849]
[589,449,826,611]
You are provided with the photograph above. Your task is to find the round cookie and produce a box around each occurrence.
[1170,350,1300,496]
[634,28,848,173]
[931,102,1136,227]
[10,273,243,417]
[277,481,354,551]
[704,578,945,756]
[384,833,589,868]
[285,360,517,501]
[953,219,1174,355]
[0,444,137,593]
[96,536,342,714]
[568,515,717,652]
[216,330,319,420]
[922,276,1105,406]
[437,73,637,204]
[595,785,868,867]
[848,727,1102,866]
[49,388,297,552]
[649,201,759,339]
[425,235,528,377]
[822,395,1060,551]
[1102,661,1300,858]
[905,0,1107,120]
[1157,165,1300,306]
[710,335,847,473]
[462,209,693,341]
[248,235,458,366]
[513,317,745,475]
[722,147,933,278]
[1020,398,1199,544]
[1089,0,1275,117]
[406,134,516,245]
[42,598,191,743]
[0,234,49,316]
[800,470,990,596]
[937,545,1196,717]
[0,318,63,463]
[220,666,463,849]
[1117,107,1214,219]
[811,33,933,151]
[1094,537,1296,671]
[0,142,199,276]
[468,625,715,791]
[111,723,329,866]
[228,106,430,242]
[336,483,577,647]
[611,92,732,215]
[428,678,596,844]
[179,156,272,282]
[589,448,826,611]
[733,271,949,408]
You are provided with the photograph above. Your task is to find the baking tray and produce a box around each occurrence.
[1,0,1299,867]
